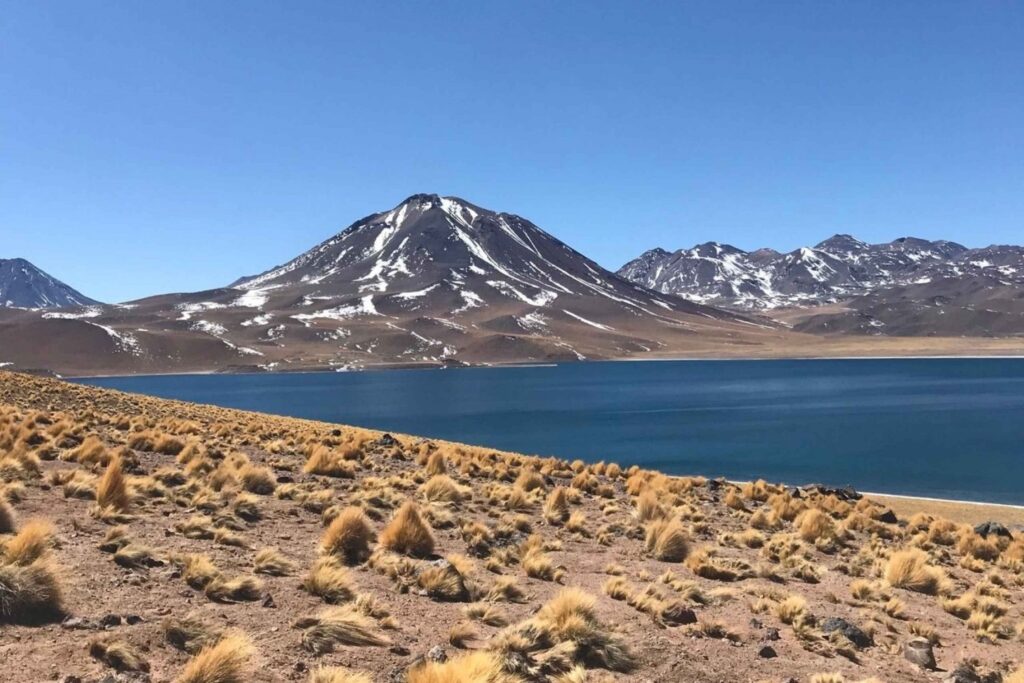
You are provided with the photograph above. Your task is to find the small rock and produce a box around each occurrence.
[60,676,83,683]
[974,521,1011,539]
[876,509,898,524]
[389,645,410,656]
[660,604,697,626]
[262,594,276,608]
[378,433,398,446]
[124,615,143,625]
[757,645,777,659]
[60,617,92,630]
[764,627,780,641]
[99,614,122,628]
[749,618,763,630]
[426,645,447,663]
[903,637,936,670]
[293,662,306,673]
[943,662,981,683]
[821,617,872,649]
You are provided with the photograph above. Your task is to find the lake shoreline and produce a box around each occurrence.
[64,351,1024,380]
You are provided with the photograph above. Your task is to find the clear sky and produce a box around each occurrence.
[2,1,1021,303]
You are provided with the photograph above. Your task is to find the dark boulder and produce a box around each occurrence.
[973,521,1011,539]
[821,617,872,649]
[804,484,861,501]
[876,508,898,524]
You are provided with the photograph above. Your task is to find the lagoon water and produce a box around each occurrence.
[78,359,1024,504]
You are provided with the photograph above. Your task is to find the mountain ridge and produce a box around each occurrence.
[618,235,1024,336]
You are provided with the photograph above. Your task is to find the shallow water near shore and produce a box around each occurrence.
[78,358,1024,505]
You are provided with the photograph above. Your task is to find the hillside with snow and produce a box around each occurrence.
[619,236,1024,336]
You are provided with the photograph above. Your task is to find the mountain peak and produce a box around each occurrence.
[815,234,867,251]
[0,257,100,309]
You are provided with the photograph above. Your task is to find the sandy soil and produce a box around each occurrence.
[0,371,1022,683]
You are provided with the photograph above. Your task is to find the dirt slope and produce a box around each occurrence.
[0,371,1022,683]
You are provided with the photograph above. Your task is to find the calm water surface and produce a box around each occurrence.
[78,359,1024,504]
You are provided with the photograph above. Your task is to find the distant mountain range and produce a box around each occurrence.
[618,236,1024,336]
[2,201,1022,376]
[0,195,788,375]
[0,258,99,308]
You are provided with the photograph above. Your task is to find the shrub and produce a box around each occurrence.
[0,498,16,534]
[885,549,947,595]
[795,509,835,543]
[418,562,471,602]
[164,616,220,654]
[253,547,295,576]
[379,501,434,557]
[0,558,64,623]
[775,595,806,625]
[297,606,391,653]
[302,557,356,604]
[238,464,276,495]
[420,475,468,503]
[543,486,570,525]
[304,447,356,478]
[424,451,447,476]
[89,636,149,672]
[175,632,254,683]
[204,575,263,603]
[321,507,373,564]
[644,519,690,562]
[3,519,53,565]
[308,668,373,683]
[406,652,506,683]
[95,456,130,512]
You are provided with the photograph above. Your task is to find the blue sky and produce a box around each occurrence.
[2,1,1021,303]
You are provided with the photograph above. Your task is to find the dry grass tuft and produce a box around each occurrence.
[321,507,374,565]
[297,606,391,653]
[0,557,64,623]
[379,501,435,558]
[95,456,131,513]
[303,556,356,604]
[308,668,373,683]
[164,616,221,654]
[543,486,570,525]
[885,548,948,595]
[3,519,53,565]
[0,498,15,534]
[644,519,690,562]
[89,636,150,672]
[421,474,469,502]
[175,632,255,683]
[204,575,263,603]
[254,547,296,576]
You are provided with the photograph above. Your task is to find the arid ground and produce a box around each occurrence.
[1,370,1023,683]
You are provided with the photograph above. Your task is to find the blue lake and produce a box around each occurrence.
[77,358,1024,504]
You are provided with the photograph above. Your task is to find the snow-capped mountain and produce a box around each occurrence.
[618,235,1021,310]
[619,236,1024,336]
[0,195,778,375]
[0,258,99,308]
[231,193,713,322]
